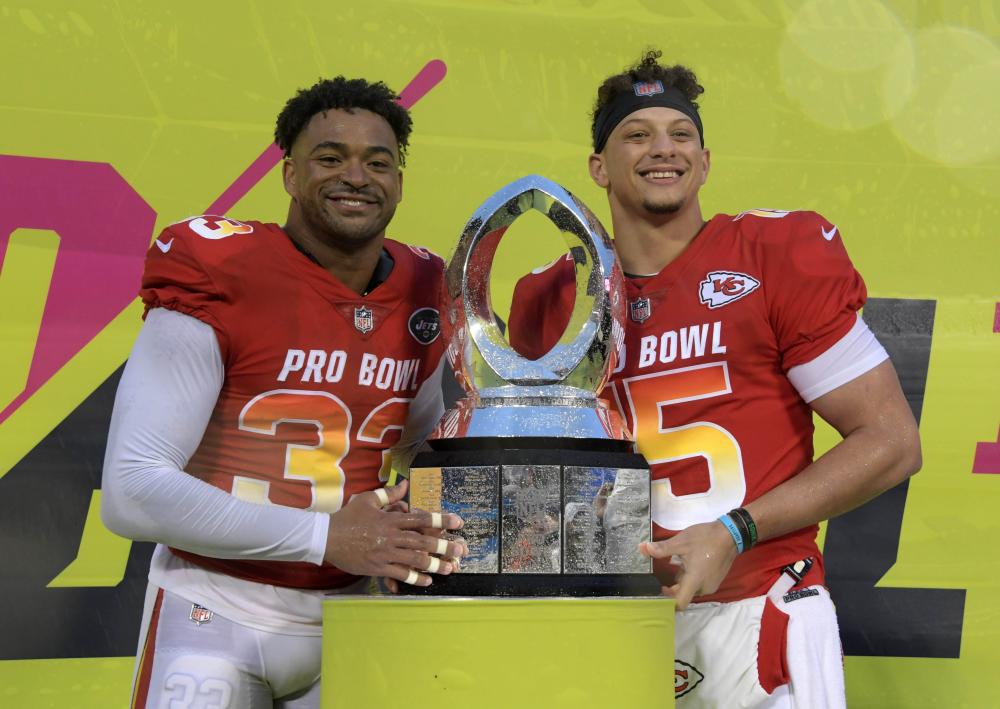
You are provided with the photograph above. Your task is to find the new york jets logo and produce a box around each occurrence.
[408,307,441,345]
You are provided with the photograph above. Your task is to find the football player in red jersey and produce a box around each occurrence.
[102,77,466,708]
[508,51,921,708]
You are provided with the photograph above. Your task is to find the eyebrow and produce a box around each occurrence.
[620,116,697,130]
[309,141,397,160]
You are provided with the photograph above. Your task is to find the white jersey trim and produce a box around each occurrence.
[787,314,889,403]
[148,546,355,635]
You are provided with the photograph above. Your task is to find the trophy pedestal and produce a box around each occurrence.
[408,437,660,597]
[322,595,675,708]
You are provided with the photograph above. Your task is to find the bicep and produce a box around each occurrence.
[101,307,223,531]
[105,308,222,471]
[808,359,917,441]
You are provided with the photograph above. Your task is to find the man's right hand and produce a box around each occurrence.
[324,479,467,587]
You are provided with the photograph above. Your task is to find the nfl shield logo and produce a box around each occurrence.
[354,305,374,334]
[630,297,652,323]
[633,80,665,97]
[189,604,213,625]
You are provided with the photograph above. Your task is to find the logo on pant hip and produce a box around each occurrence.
[189,604,214,625]
[675,659,705,697]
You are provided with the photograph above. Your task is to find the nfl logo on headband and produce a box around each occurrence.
[633,80,664,97]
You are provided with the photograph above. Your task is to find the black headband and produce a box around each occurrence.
[592,80,704,152]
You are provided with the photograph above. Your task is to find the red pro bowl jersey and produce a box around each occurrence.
[509,209,866,602]
[140,215,445,590]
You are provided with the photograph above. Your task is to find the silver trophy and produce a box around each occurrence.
[409,175,655,596]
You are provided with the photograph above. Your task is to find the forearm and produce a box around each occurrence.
[388,359,445,478]
[745,360,921,544]
[103,455,329,564]
[744,423,920,543]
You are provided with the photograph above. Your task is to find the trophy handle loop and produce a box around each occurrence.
[453,174,623,394]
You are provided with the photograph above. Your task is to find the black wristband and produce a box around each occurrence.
[729,507,758,549]
[728,509,751,547]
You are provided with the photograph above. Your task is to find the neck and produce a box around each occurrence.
[283,210,385,296]
[609,198,706,275]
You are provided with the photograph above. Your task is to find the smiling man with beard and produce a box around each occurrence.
[102,77,467,708]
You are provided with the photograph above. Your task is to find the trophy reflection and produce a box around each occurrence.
[409,175,656,596]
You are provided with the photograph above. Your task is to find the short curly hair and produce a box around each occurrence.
[274,76,413,166]
[591,50,704,138]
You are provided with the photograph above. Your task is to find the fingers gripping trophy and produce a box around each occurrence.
[409,175,658,596]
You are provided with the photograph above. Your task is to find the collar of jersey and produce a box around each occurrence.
[265,223,409,305]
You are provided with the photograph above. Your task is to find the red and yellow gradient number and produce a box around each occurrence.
[358,397,412,483]
[233,390,414,513]
[619,362,746,531]
[236,390,351,513]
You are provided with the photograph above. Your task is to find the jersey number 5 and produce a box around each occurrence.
[619,362,746,530]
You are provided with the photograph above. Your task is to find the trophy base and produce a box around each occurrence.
[407,438,659,597]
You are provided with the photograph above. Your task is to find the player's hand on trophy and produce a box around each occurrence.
[324,479,467,588]
[382,528,467,594]
[638,521,739,610]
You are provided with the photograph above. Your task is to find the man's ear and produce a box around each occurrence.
[282,158,297,199]
[589,152,609,188]
[700,148,711,186]
[397,169,404,203]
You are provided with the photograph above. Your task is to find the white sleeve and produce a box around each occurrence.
[787,313,890,403]
[100,308,329,565]
[387,358,446,475]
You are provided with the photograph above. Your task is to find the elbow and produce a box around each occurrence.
[890,423,922,484]
[100,464,145,541]
[902,436,922,479]
[99,484,133,539]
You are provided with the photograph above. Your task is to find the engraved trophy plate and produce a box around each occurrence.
[564,467,651,574]
[409,466,499,574]
[500,465,561,574]
[409,175,655,596]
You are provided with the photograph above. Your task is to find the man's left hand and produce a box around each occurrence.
[639,521,739,610]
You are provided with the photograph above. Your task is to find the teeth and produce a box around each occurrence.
[647,171,679,178]
[337,199,364,206]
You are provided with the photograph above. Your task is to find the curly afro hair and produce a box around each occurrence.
[274,76,413,166]
[591,50,704,140]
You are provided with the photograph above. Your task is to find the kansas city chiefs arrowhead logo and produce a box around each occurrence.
[699,270,760,309]
[675,660,705,698]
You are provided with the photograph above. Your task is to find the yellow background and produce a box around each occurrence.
[1,0,998,706]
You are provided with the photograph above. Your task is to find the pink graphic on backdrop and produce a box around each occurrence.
[972,304,1000,474]
[397,59,447,110]
[0,156,157,424]
[0,60,448,426]
[973,426,1000,474]
[205,144,284,216]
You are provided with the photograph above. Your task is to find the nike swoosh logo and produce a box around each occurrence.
[155,238,174,253]
[821,225,838,241]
